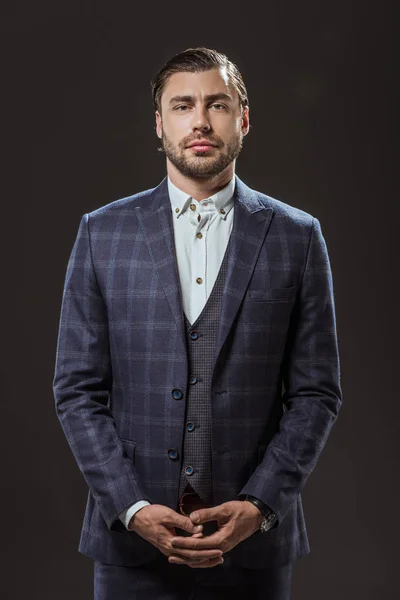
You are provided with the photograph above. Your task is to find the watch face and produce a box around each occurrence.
[261,513,277,532]
[260,520,269,532]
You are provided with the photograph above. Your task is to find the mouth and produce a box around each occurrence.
[187,143,217,152]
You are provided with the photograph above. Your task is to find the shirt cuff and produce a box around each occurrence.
[118,500,151,530]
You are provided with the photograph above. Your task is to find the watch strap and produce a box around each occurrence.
[242,495,278,532]
[242,495,272,518]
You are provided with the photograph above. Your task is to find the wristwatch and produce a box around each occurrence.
[242,495,278,533]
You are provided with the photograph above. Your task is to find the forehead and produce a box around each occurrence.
[161,67,236,103]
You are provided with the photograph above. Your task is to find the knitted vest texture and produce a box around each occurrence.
[177,235,231,506]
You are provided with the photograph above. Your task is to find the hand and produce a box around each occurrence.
[168,500,263,567]
[128,504,224,568]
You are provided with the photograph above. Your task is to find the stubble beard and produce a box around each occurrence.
[159,130,243,181]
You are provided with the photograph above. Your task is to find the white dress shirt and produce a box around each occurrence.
[118,173,236,529]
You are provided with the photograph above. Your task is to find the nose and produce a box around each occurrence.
[191,105,211,133]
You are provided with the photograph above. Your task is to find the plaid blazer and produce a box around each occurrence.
[53,174,342,569]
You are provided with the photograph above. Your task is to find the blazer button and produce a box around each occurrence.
[168,449,178,460]
[185,465,194,475]
[190,331,199,340]
[187,422,195,432]
[171,388,183,400]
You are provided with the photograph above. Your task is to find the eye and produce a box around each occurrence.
[174,103,227,111]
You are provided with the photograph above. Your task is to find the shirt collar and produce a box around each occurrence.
[167,175,236,220]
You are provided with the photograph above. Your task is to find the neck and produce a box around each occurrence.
[166,160,235,201]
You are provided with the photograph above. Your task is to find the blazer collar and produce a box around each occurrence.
[145,173,271,214]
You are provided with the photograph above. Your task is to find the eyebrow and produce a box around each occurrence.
[168,93,233,106]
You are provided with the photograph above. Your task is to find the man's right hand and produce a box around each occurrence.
[128,504,224,568]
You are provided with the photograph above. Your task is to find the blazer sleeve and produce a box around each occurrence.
[238,217,343,526]
[52,213,151,534]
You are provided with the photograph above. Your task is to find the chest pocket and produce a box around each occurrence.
[247,285,296,302]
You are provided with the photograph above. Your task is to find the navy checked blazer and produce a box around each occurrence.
[53,174,342,569]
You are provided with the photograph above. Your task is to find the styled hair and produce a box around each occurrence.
[151,47,249,115]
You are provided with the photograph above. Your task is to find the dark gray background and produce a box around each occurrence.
[3,1,398,598]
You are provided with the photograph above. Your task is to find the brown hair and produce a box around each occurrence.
[151,47,249,116]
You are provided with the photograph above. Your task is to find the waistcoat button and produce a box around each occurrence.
[185,465,194,475]
[189,375,197,385]
[190,331,199,340]
[187,422,195,432]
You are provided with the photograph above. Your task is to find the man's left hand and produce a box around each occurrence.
[168,500,263,566]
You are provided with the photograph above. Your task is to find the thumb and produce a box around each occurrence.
[189,507,219,524]
[176,514,203,534]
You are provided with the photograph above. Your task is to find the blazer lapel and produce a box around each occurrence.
[135,177,186,343]
[213,176,274,367]
[134,174,275,370]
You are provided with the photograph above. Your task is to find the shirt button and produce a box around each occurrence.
[190,203,196,211]
[196,232,203,239]
[220,208,226,214]
[185,465,194,476]
[175,207,180,213]
[196,277,203,284]
[187,422,195,432]
[190,331,199,340]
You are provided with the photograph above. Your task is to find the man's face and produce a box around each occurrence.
[155,67,249,180]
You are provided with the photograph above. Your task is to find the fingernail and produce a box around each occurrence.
[194,525,202,532]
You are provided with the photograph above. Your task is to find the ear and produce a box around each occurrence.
[241,106,250,136]
[155,111,162,139]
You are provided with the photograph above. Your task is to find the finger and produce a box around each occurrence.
[172,524,203,537]
[169,551,223,563]
[174,514,203,534]
[171,531,223,550]
[163,511,202,534]
[189,507,220,525]
[169,546,223,561]
[170,554,224,568]
[189,556,224,569]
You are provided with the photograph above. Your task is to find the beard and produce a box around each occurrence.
[158,129,243,181]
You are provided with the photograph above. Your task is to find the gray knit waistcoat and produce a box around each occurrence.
[177,234,232,507]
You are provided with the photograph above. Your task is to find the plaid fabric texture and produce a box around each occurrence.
[52,174,342,569]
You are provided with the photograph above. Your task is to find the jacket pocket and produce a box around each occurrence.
[248,285,296,302]
[120,438,136,463]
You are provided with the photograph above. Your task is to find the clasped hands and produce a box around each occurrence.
[168,500,263,568]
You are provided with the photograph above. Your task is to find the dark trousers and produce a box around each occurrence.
[94,554,293,600]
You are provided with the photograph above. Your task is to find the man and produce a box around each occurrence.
[53,47,342,599]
